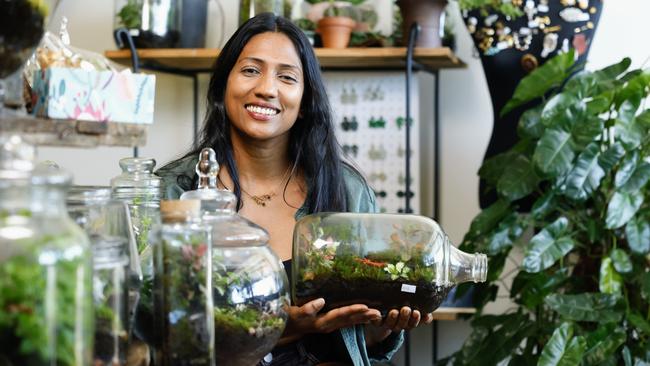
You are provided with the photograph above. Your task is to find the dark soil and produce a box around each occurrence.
[0,0,45,78]
[131,30,180,49]
[214,313,284,366]
[94,318,127,366]
[295,276,453,314]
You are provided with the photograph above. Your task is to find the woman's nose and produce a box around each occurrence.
[254,73,278,98]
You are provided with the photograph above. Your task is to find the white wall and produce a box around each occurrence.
[39,0,650,364]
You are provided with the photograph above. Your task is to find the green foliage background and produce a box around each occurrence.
[444,50,650,365]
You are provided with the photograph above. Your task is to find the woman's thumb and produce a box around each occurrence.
[305,298,325,315]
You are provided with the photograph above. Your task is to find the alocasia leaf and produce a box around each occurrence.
[522,217,574,273]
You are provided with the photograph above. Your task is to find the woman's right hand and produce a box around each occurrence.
[277,298,382,345]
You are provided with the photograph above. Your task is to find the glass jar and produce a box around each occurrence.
[0,135,93,365]
[180,148,288,366]
[67,186,143,366]
[113,0,182,48]
[152,200,214,366]
[110,157,161,257]
[292,213,488,313]
[239,0,285,26]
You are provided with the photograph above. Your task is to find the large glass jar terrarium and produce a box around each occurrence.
[113,0,182,48]
[0,136,94,365]
[293,213,488,313]
[152,199,215,366]
[180,148,289,366]
[67,186,143,366]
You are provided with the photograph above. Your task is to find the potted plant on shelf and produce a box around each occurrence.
[316,0,357,48]
[444,50,650,365]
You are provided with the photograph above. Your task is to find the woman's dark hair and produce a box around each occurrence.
[178,12,349,213]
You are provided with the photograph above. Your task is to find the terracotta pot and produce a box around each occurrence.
[317,16,356,49]
[396,0,448,48]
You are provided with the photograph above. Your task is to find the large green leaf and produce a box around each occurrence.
[479,151,516,187]
[534,129,575,178]
[614,69,650,108]
[564,142,605,201]
[593,57,632,82]
[621,162,650,194]
[487,213,526,255]
[522,217,574,273]
[584,324,627,364]
[501,50,576,117]
[637,109,650,128]
[615,151,639,188]
[605,191,644,229]
[599,257,623,294]
[541,93,584,131]
[497,155,540,201]
[532,191,557,221]
[599,143,626,174]
[464,199,511,240]
[545,293,623,323]
[511,268,569,309]
[538,322,586,366]
[628,312,650,336]
[610,249,633,273]
[571,116,604,149]
[625,216,650,255]
[518,105,545,139]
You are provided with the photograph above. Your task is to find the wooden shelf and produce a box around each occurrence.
[431,307,476,321]
[105,47,465,72]
[0,117,147,147]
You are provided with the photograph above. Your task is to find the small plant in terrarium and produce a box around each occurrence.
[116,0,142,29]
[293,213,488,314]
[93,263,129,366]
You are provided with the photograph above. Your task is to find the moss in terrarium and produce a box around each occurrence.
[130,196,156,254]
[0,235,92,366]
[214,307,284,333]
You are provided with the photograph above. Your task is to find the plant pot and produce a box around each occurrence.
[396,0,448,48]
[317,16,356,49]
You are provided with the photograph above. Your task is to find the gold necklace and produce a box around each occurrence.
[219,166,292,207]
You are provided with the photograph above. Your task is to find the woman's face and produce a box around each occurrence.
[225,32,304,142]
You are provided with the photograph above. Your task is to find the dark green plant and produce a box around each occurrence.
[117,0,142,29]
[294,17,316,31]
[445,50,650,365]
[456,0,523,18]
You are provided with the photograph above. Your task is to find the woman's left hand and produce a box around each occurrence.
[364,307,434,347]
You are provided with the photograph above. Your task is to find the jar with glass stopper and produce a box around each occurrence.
[292,213,488,314]
[152,199,214,366]
[110,157,161,256]
[180,148,289,366]
[67,186,143,366]
[0,135,94,365]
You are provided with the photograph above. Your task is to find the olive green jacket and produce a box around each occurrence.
[156,155,403,365]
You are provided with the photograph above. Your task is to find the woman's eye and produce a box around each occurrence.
[242,67,259,75]
[280,74,298,83]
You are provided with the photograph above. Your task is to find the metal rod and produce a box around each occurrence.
[193,74,199,147]
[114,28,141,158]
[405,22,419,215]
[434,70,440,222]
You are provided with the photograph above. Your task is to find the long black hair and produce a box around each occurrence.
[177,13,349,213]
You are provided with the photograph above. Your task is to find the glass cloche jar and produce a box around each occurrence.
[0,136,94,365]
[180,148,289,366]
[292,213,488,313]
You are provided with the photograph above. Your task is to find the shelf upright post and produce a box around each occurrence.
[114,28,142,158]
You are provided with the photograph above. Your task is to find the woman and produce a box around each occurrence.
[157,13,433,365]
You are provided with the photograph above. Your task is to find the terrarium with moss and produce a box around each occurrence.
[0,136,94,366]
[293,213,488,314]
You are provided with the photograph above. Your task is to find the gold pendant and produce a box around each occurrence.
[250,194,273,207]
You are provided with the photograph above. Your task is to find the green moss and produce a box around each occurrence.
[213,307,284,332]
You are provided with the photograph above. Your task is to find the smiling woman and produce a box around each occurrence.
[155,12,429,366]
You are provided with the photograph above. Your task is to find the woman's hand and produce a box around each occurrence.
[278,298,382,345]
[365,307,435,347]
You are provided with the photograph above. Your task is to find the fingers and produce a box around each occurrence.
[422,312,434,324]
[302,298,326,316]
[382,307,426,331]
[315,305,381,333]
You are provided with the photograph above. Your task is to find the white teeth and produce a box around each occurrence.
[246,105,278,116]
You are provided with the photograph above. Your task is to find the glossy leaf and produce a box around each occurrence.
[511,268,569,309]
[497,155,539,201]
[621,162,650,194]
[605,191,644,229]
[625,216,650,255]
[522,217,574,273]
[599,257,623,294]
[610,249,633,273]
[545,293,622,323]
[541,93,583,131]
[534,129,575,178]
[487,214,525,255]
[564,142,605,201]
[598,143,626,174]
[593,57,632,82]
[464,199,511,239]
[479,152,516,187]
[518,105,545,139]
[501,50,576,117]
[571,116,604,149]
[637,109,650,128]
[531,191,557,221]
[615,151,639,188]
[538,322,586,366]
[584,324,627,364]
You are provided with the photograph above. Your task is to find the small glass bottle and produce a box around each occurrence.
[110,157,162,256]
[153,199,214,366]
[293,213,488,313]
[0,135,94,365]
[67,186,143,366]
[180,148,288,366]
